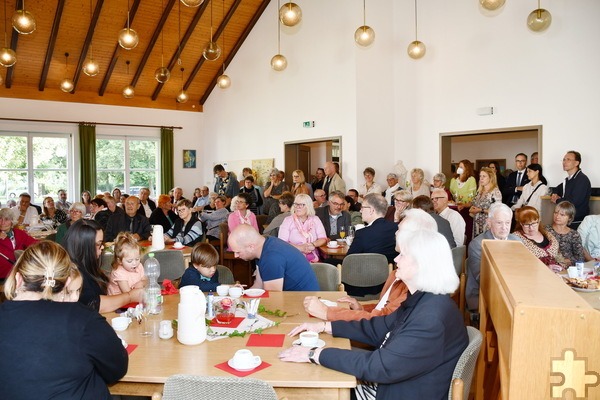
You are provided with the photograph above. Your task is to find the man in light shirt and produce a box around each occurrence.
[137,187,156,218]
[431,188,466,246]
[55,189,71,211]
[11,193,39,226]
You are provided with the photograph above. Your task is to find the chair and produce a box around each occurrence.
[450,246,466,311]
[310,262,344,291]
[100,252,114,274]
[143,250,186,283]
[449,326,483,400]
[256,214,268,234]
[340,253,391,301]
[216,264,235,284]
[160,375,278,400]
[218,222,253,285]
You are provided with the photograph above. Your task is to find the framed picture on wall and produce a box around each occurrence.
[183,150,196,168]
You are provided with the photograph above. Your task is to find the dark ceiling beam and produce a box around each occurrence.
[99,0,142,96]
[150,0,210,100]
[4,0,23,89]
[72,0,105,93]
[199,0,271,105]
[38,0,66,91]
[131,0,176,87]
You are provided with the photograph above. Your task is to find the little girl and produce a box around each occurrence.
[107,232,148,295]
[179,242,220,292]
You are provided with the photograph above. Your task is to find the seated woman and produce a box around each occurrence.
[263,192,294,237]
[0,208,38,279]
[578,214,600,261]
[149,194,178,233]
[200,195,230,241]
[511,163,548,214]
[55,202,87,244]
[164,199,204,247]
[40,196,68,228]
[514,206,565,272]
[279,229,468,399]
[344,195,363,226]
[384,189,412,223]
[469,167,502,237]
[406,168,430,198]
[546,201,586,265]
[227,192,259,234]
[358,167,383,201]
[0,241,127,399]
[63,219,144,313]
[278,194,327,262]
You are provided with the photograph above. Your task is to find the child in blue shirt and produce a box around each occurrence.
[179,242,220,291]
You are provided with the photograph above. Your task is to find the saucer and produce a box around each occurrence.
[293,339,326,348]
[326,244,339,249]
[244,289,265,297]
[227,358,261,372]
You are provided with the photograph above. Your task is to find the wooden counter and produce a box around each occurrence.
[475,240,600,400]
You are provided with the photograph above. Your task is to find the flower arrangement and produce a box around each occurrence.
[214,297,236,324]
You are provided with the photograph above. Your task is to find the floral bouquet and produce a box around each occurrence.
[214,297,236,324]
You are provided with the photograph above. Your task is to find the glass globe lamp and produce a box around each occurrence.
[176,90,189,103]
[480,0,505,11]
[83,59,99,76]
[154,66,170,83]
[279,2,302,27]
[60,78,74,93]
[203,41,221,61]
[354,26,375,47]
[270,54,287,71]
[118,27,139,50]
[122,85,135,99]
[181,0,204,7]
[407,40,426,59]
[217,74,231,89]
[12,9,36,35]
[0,48,17,67]
[527,8,552,32]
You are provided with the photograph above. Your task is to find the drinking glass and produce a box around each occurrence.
[139,292,153,337]
[339,226,346,239]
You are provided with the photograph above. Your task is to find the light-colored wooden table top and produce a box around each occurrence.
[319,243,348,260]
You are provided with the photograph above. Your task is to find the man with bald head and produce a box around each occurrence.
[431,188,465,246]
[323,161,346,196]
[105,196,152,242]
[228,224,319,291]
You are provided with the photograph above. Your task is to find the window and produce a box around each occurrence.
[0,132,72,205]
[96,136,159,196]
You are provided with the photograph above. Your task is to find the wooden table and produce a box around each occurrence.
[319,243,348,260]
[106,291,355,399]
[137,240,193,265]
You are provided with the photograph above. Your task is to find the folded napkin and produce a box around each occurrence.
[126,344,138,355]
[215,361,271,377]
[161,279,179,295]
[209,316,245,328]
[246,333,286,347]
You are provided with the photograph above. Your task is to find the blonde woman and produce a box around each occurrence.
[469,167,502,237]
[291,170,311,196]
[392,189,413,223]
[407,168,430,198]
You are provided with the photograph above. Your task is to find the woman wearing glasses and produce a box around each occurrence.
[290,170,311,196]
[278,194,327,262]
[55,202,87,244]
[513,206,565,272]
[385,189,412,223]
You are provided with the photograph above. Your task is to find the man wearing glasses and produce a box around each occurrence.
[551,150,591,228]
[431,188,466,246]
[502,153,530,206]
[315,191,351,240]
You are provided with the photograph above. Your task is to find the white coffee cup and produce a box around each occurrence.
[216,285,230,296]
[173,242,184,249]
[567,266,579,279]
[299,331,319,347]
[328,240,338,248]
[232,349,261,370]
[159,320,174,339]
[111,316,132,332]
[229,286,243,298]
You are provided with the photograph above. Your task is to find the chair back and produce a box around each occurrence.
[256,214,268,234]
[449,326,483,400]
[143,250,186,283]
[162,374,278,400]
[341,253,390,287]
[100,252,114,274]
[216,265,235,284]
[310,262,343,291]
[451,245,466,276]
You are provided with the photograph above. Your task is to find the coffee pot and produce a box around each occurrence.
[177,285,207,345]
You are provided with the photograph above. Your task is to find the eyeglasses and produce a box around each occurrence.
[293,203,306,208]
[431,197,446,201]
[69,210,82,214]
[361,206,372,211]
[292,175,299,178]
[330,201,344,207]
[522,221,539,229]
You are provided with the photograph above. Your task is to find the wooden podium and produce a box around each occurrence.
[475,240,600,399]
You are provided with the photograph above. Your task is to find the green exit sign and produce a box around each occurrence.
[303,121,315,128]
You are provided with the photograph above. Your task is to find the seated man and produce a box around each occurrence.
[105,196,151,242]
[578,214,600,260]
[313,189,328,209]
[228,224,319,291]
[315,190,352,240]
[411,195,456,248]
[466,202,521,312]
[11,193,39,226]
[431,188,466,246]
[137,187,156,219]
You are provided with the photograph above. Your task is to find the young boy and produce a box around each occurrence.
[179,242,220,292]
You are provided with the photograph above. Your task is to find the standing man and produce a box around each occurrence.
[228,224,319,291]
[56,189,71,211]
[105,196,152,242]
[10,193,39,226]
[213,164,239,208]
[431,188,466,246]
[311,168,325,194]
[383,173,402,205]
[322,161,346,196]
[502,153,530,207]
[551,150,591,228]
[315,190,352,240]
[137,187,156,218]
[531,152,539,165]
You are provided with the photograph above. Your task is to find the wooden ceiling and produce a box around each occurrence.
[0,0,271,112]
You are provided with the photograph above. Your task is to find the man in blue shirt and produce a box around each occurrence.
[228,224,319,291]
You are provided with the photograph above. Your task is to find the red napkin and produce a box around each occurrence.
[209,316,245,328]
[126,344,138,355]
[246,334,286,347]
[121,302,139,309]
[215,361,271,377]
[161,279,179,295]
[243,291,270,298]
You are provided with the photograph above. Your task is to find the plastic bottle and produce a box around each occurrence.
[575,260,584,278]
[207,291,215,319]
[144,253,162,314]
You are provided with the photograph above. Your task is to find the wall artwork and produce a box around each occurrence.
[183,150,196,169]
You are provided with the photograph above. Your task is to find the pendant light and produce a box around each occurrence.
[59,52,74,93]
[83,0,99,76]
[270,0,287,71]
[203,0,221,61]
[122,60,135,98]
[279,2,302,27]
[354,0,374,47]
[180,0,204,7]
[527,0,551,32]
[1,0,17,67]
[217,0,230,88]
[11,0,36,35]
[480,0,505,11]
[154,0,170,83]
[118,0,139,50]
[176,67,188,103]
[407,0,426,59]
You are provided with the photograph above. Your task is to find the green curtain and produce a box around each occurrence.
[79,123,97,195]
[160,127,174,194]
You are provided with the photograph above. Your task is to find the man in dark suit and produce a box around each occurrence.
[315,191,351,240]
[502,153,530,207]
[137,187,157,218]
[105,196,151,242]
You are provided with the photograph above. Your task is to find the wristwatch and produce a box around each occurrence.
[308,347,318,364]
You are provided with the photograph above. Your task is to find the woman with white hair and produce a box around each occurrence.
[55,202,87,244]
[432,172,453,201]
[279,229,468,399]
[0,208,38,279]
[407,168,430,198]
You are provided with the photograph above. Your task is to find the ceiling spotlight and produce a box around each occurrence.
[60,52,74,93]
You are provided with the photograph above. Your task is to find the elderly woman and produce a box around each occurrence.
[358,167,383,201]
[0,241,127,399]
[407,168,430,198]
[0,208,38,278]
[511,164,548,214]
[469,167,502,237]
[263,192,294,237]
[40,196,68,228]
[227,192,259,234]
[449,159,477,211]
[278,194,327,262]
[164,199,204,247]
[431,172,452,201]
[514,206,565,272]
[81,190,93,215]
[279,229,468,399]
[546,202,586,265]
[55,202,87,244]
[291,170,311,196]
[385,189,412,223]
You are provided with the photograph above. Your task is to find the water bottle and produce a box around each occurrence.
[207,291,215,319]
[144,253,162,314]
[575,260,584,278]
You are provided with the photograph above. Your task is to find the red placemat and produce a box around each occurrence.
[246,333,286,347]
[126,344,138,355]
[243,291,270,298]
[209,316,245,328]
[121,302,139,309]
[215,361,271,377]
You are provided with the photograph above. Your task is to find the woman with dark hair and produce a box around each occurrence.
[63,219,143,312]
[511,164,548,214]
[80,190,93,215]
[449,159,477,211]
[40,196,68,228]
[487,161,506,193]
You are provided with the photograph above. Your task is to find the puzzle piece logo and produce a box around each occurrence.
[551,349,600,399]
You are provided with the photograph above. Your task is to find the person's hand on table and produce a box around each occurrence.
[336,295,362,310]
[303,296,328,320]
[288,322,330,337]
[278,345,322,364]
